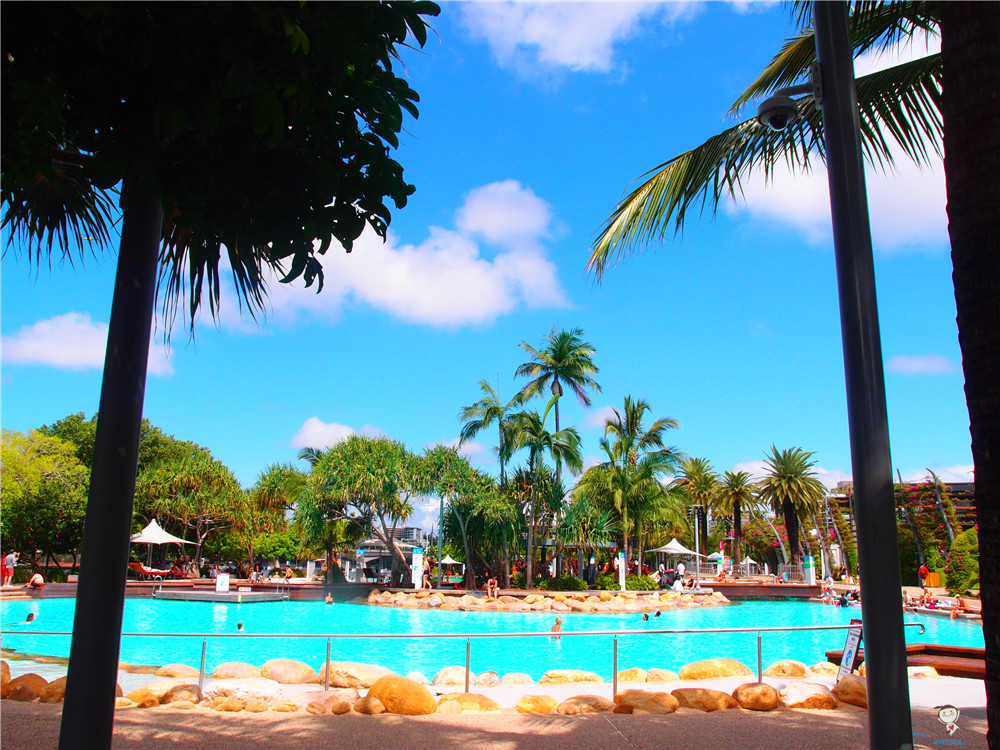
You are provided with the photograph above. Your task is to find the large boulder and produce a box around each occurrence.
[539,669,603,684]
[1,660,10,686]
[763,660,807,678]
[367,675,437,715]
[7,684,40,701]
[7,673,48,695]
[515,695,558,714]
[614,689,678,714]
[38,676,68,704]
[678,659,752,681]
[261,659,319,685]
[671,688,739,712]
[617,668,647,683]
[319,661,394,688]
[805,661,841,678]
[556,695,614,715]
[475,671,500,687]
[832,674,867,708]
[500,672,534,685]
[155,663,199,678]
[126,680,185,706]
[732,682,779,711]
[406,671,430,685]
[780,680,838,710]
[212,662,261,679]
[437,692,503,712]
[645,668,679,683]
[160,684,202,704]
[432,666,469,686]
[353,696,386,715]
[202,677,285,706]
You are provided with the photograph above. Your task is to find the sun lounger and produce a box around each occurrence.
[129,562,171,580]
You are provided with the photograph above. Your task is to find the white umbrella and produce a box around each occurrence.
[647,538,704,557]
[740,556,759,565]
[707,551,724,561]
[439,555,464,568]
[130,519,192,546]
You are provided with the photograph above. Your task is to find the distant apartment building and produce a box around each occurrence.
[392,527,428,547]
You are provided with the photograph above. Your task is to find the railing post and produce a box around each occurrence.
[465,638,471,692]
[324,639,331,691]
[756,632,763,684]
[612,636,618,698]
[198,638,207,695]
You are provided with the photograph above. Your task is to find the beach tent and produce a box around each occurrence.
[648,538,703,557]
[130,519,192,546]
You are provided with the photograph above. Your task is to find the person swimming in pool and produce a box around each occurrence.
[550,616,563,640]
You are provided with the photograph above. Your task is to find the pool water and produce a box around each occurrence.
[0,598,983,681]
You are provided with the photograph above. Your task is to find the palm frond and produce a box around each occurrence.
[589,54,942,279]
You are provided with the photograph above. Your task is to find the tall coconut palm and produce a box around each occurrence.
[583,4,1000,733]
[716,470,757,571]
[672,457,718,556]
[512,402,582,589]
[515,328,601,435]
[757,447,826,567]
[458,379,526,488]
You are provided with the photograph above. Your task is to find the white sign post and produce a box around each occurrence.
[618,551,626,592]
[411,548,424,590]
[215,573,230,593]
[838,619,863,681]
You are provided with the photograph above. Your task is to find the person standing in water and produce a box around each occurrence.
[550,616,563,639]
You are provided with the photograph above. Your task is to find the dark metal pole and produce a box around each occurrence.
[59,175,162,750]
[812,4,911,748]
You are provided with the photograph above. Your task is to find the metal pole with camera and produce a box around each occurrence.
[755,3,911,746]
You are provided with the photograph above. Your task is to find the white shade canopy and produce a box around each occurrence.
[707,552,724,561]
[130,519,192,546]
[740,555,759,565]
[647,538,704,557]
[439,555,463,566]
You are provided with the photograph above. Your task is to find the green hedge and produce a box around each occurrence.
[537,574,588,592]
[596,573,658,591]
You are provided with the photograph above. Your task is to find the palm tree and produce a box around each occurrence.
[757,447,827,567]
[672,457,718,557]
[582,5,1000,731]
[575,396,683,563]
[716,470,757,571]
[512,402,583,589]
[458,379,526,488]
[515,328,601,435]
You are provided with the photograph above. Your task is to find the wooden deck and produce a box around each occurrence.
[825,642,985,680]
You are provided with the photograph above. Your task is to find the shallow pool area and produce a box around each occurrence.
[0,597,984,680]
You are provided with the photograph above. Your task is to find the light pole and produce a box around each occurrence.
[693,505,701,591]
[436,496,444,589]
[756,3,911,746]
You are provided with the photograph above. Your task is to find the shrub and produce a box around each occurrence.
[595,573,618,590]
[945,528,979,595]
[510,572,526,589]
[537,574,587,592]
[626,575,658,591]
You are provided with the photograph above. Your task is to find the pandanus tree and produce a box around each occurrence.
[1,3,440,744]
[757,447,827,567]
[585,1,999,735]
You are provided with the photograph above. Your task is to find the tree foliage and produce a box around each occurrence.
[1,1,440,329]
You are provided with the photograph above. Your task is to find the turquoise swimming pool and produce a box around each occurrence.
[0,598,983,680]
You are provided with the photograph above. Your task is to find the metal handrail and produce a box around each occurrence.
[0,621,926,696]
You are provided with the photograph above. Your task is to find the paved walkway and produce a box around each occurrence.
[0,701,988,749]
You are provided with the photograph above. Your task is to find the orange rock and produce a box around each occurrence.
[671,688,738,712]
[367,675,437,715]
[732,682,779,711]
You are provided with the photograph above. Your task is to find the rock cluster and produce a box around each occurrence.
[365,589,731,612]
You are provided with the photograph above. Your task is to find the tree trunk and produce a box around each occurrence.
[525,490,535,591]
[456,512,475,589]
[765,516,788,565]
[59,175,162,750]
[783,500,800,566]
[502,532,511,589]
[940,5,1000,742]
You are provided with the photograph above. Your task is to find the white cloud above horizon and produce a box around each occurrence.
[290,417,386,450]
[584,405,619,429]
[2,312,174,377]
[459,1,699,77]
[887,353,957,375]
[731,459,850,491]
[424,437,489,459]
[730,460,974,489]
[210,180,569,332]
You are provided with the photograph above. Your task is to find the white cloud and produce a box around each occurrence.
[213,180,568,331]
[460,1,698,76]
[2,312,174,376]
[290,417,385,450]
[900,466,974,484]
[584,405,619,429]
[887,353,957,375]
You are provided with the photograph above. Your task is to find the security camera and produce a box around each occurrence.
[757,94,800,132]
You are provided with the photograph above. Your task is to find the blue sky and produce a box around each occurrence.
[1,2,970,531]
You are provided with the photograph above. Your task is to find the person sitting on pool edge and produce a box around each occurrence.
[24,569,44,593]
[485,572,499,598]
